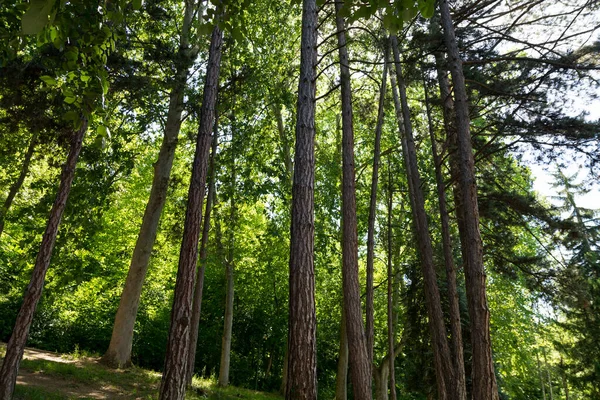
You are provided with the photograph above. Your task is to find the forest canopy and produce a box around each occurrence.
[0,0,599,399]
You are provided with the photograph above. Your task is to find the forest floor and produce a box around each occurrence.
[0,343,282,399]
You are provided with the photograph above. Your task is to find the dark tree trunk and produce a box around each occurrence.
[186,125,219,385]
[390,35,456,400]
[423,74,467,400]
[438,2,499,398]
[335,306,349,400]
[0,131,38,238]
[366,42,389,368]
[159,23,223,400]
[103,0,199,369]
[285,0,318,398]
[335,2,372,399]
[0,119,88,400]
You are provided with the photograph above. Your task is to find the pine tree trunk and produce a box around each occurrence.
[335,306,349,400]
[0,119,88,400]
[0,131,38,238]
[391,34,458,400]
[285,0,318,398]
[366,43,389,368]
[219,124,236,387]
[335,3,372,399]
[386,167,397,400]
[159,23,223,400]
[423,74,467,400]
[438,2,499,398]
[103,0,199,369]
[186,125,219,385]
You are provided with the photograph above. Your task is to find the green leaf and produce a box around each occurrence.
[64,96,76,104]
[21,0,55,35]
[418,0,435,18]
[40,75,57,86]
[97,125,110,139]
[132,0,142,10]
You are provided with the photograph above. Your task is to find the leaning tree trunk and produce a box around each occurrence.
[285,0,318,398]
[386,166,397,400]
[0,119,88,400]
[390,35,456,400]
[158,23,223,400]
[186,124,219,386]
[423,73,467,400]
[0,131,38,238]
[103,0,199,369]
[366,42,389,368]
[335,3,372,399]
[219,120,236,387]
[438,1,499,399]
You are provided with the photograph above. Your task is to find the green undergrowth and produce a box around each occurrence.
[2,344,281,399]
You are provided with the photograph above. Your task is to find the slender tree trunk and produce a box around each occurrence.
[537,352,547,400]
[186,124,219,385]
[438,2,499,398]
[274,103,294,185]
[366,42,389,368]
[560,357,569,400]
[159,23,223,400]
[219,119,236,387]
[0,131,38,238]
[334,3,372,399]
[335,306,349,400]
[374,338,406,400]
[286,0,318,398]
[390,34,456,400]
[103,0,200,369]
[386,166,397,400]
[0,119,88,400]
[423,74,467,400]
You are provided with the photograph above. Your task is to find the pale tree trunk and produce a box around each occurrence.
[159,22,223,400]
[186,124,219,385]
[103,0,200,369]
[374,338,406,400]
[390,34,456,400]
[335,2,372,399]
[335,306,349,400]
[219,119,236,387]
[423,74,467,400]
[438,1,499,398]
[0,119,88,400]
[537,352,547,400]
[285,0,318,398]
[366,42,389,368]
[386,166,397,400]
[0,131,38,238]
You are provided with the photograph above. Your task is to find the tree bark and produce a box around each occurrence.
[438,2,499,398]
[285,0,318,398]
[0,118,88,400]
[390,34,455,400]
[0,131,38,238]
[219,118,236,387]
[423,74,467,400]
[335,3,372,399]
[159,22,223,400]
[186,124,219,385]
[335,305,349,400]
[366,42,389,368]
[386,166,397,400]
[103,0,200,369]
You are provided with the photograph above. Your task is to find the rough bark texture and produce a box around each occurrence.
[186,126,219,385]
[366,43,389,368]
[335,3,372,399]
[335,306,348,400]
[423,74,467,400]
[0,119,88,400]
[285,0,318,398]
[159,23,223,400]
[0,131,38,238]
[438,2,499,399]
[103,0,199,369]
[391,35,455,400]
